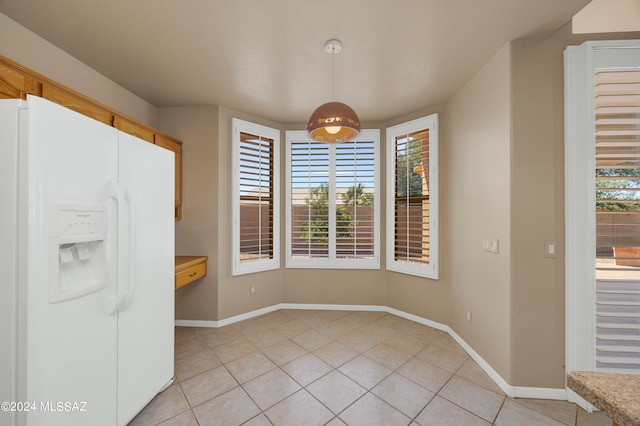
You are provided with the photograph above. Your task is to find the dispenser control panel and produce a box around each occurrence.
[51,206,106,239]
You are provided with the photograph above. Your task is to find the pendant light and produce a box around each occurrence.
[307,39,361,143]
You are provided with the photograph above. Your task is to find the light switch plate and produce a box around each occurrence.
[545,240,557,258]
[482,238,499,254]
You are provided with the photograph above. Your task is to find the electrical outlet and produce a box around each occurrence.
[466,311,472,323]
[250,285,256,295]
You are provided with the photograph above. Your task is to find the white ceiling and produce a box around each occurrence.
[0,0,591,124]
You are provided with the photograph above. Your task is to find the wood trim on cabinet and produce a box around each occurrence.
[0,59,42,100]
[42,83,113,125]
[113,114,155,143]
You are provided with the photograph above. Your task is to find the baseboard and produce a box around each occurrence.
[279,303,387,312]
[567,388,596,412]
[174,304,281,328]
[216,305,282,327]
[174,319,219,328]
[513,386,567,400]
[176,303,570,402]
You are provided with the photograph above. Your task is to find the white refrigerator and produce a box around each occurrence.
[0,95,175,426]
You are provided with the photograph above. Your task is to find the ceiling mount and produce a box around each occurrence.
[324,39,342,55]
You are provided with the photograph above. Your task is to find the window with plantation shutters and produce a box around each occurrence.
[286,129,379,268]
[387,114,438,279]
[232,119,279,276]
[594,69,640,373]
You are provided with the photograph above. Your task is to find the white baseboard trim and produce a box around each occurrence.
[384,307,450,333]
[174,304,281,328]
[513,386,567,400]
[216,305,282,327]
[280,303,388,312]
[174,319,219,328]
[445,327,515,397]
[176,303,569,401]
[567,388,596,412]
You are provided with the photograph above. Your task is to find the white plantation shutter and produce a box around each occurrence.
[336,140,376,259]
[232,119,279,276]
[239,132,273,260]
[290,139,331,259]
[387,114,438,279]
[286,130,379,268]
[594,69,640,373]
[394,129,430,265]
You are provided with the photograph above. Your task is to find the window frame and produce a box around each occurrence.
[231,118,280,276]
[386,114,439,279]
[285,129,380,269]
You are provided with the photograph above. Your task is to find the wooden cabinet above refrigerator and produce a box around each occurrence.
[0,54,183,219]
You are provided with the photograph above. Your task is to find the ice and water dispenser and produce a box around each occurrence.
[49,205,108,303]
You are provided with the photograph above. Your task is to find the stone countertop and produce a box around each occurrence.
[568,371,640,426]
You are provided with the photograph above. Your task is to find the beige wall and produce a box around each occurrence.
[157,106,220,321]
[446,44,513,382]
[573,0,640,34]
[510,34,568,389]
[0,13,156,125]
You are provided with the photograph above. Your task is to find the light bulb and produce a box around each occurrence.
[326,126,341,134]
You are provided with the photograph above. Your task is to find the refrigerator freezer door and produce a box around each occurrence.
[116,132,175,425]
[0,99,24,426]
[21,96,119,425]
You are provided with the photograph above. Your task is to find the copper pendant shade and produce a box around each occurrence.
[307,40,361,143]
[307,101,361,143]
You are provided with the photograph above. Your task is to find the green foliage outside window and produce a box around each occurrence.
[596,167,640,211]
[395,138,424,203]
[342,183,374,206]
[301,182,363,244]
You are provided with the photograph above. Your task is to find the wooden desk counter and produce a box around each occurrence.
[568,371,640,426]
[175,256,208,290]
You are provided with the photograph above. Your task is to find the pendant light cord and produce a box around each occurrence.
[331,47,336,101]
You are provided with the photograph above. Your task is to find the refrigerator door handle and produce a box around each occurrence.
[119,184,136,312]
[103,180,123,316]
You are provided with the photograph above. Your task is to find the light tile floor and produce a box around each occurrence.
[129,310,613,426]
